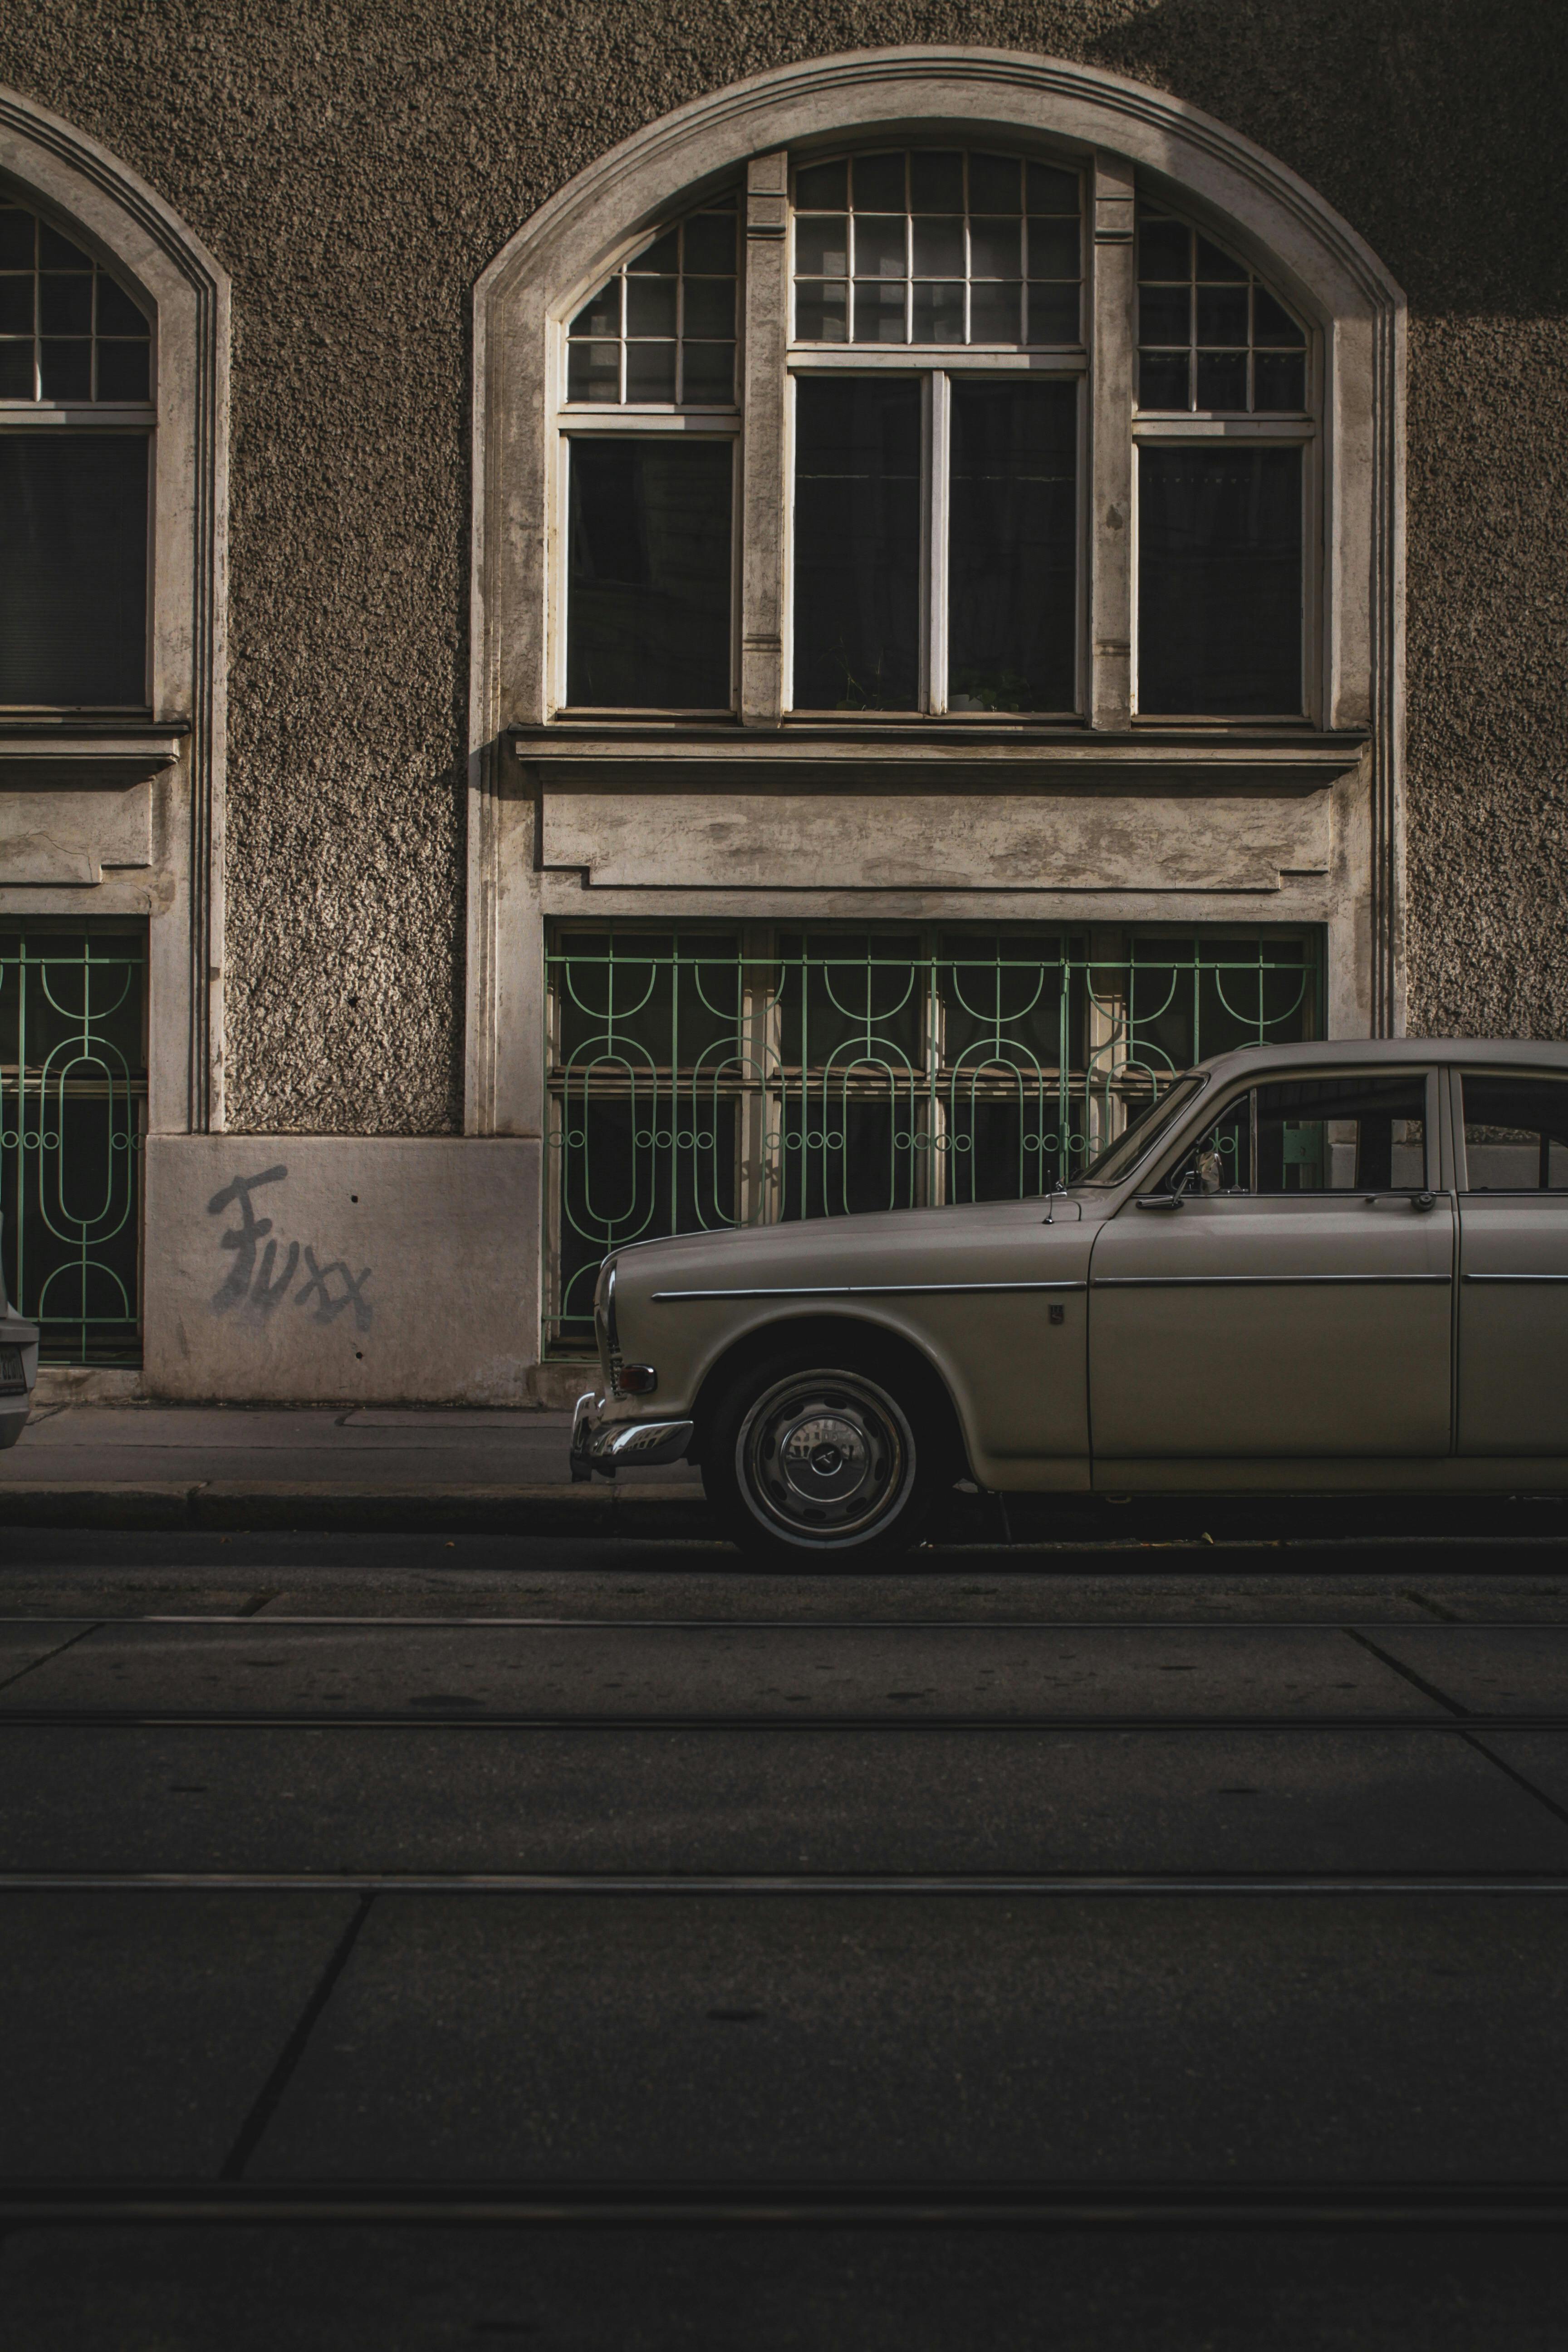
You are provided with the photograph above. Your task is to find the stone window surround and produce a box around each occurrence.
[470,48,1405,1155]
[0,86,230,1138]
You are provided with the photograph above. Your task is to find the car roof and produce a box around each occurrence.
[1196,1036,1568,1083]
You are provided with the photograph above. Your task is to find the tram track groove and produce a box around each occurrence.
[5,1870,1568,1895]
[4,2182,1568,2228]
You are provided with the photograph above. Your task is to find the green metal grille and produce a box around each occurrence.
[0,924,147,1363]
[544,923,1322,1349]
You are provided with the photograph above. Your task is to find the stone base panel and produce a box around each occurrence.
[142,1137,552,1407]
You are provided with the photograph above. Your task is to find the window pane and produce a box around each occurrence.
[851,153,906,211]
[911,281,965,343]
[948,380,1077,715]
[1462,1074,1568,1190]
[680,341,735,403]
[1138,446,1303,715]
[625,340,676,400]
[968,279,1023,343]
[852,278,907,343]
[794,282,847,342]
[795,216,848,277]
[1138,349,1189,409]
[0,433,148,704]
[968,218,1021,278]
[792,377,919,711]
[566,439,732,709]
[910,151,964,211]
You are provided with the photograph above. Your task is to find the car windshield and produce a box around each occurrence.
[1077,1073,1209,1185]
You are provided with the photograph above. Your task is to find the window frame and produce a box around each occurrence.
[0,189,158,714]
[544,145,1325,733]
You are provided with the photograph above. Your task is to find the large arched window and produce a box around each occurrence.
[542,130,1326,736]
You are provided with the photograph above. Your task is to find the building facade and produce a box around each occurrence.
[0,8,1562,1405]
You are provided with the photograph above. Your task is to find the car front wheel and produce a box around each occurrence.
[702,1348,935,1565]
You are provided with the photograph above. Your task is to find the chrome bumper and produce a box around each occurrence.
[571,1391,695,1481]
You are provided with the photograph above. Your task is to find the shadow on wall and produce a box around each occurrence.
[1085,0,1567,317]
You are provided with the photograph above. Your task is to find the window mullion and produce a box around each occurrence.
[1089,151,1136,729]
[739,150,790,728]
[926,370,950,715]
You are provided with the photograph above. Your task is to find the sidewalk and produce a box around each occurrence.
[0,1401,710,1535]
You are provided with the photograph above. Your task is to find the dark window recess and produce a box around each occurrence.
[1137,445,1302,716]
[0,433,148,705]
[566,438,732,709]
[792,377,920,710]
[948,379,1078,713]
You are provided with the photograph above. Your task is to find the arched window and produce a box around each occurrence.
[0,193,155,708]
[541,132,1331,736]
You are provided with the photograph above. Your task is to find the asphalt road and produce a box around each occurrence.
[4,1524,1568,2347]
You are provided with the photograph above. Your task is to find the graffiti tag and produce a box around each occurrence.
[206,1165,372,1334]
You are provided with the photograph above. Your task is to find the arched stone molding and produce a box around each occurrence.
[0,88,230,1132]
[469,46,1406,1147]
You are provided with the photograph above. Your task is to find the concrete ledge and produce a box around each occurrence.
[0,1482,720,1538]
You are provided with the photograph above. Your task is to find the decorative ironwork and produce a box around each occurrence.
[0,924,146,1362]
[544,924,1322,1348]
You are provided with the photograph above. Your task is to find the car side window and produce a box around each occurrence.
[1156,1073,1430,1196]
[1461,1073,1568,1191]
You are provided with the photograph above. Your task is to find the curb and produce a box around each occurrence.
[0,1483,720,1538]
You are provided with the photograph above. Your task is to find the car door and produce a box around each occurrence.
[1088,1066,1453,1462]
[1456,1067,1568,1455]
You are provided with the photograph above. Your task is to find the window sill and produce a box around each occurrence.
[0,715,188,789]
[510,717,1367,795]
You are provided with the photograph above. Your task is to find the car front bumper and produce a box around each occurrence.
[570,1391,695,1482]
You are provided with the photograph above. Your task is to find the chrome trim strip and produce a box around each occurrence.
[1462,1273,1568,1284]
[1092,1274,1452,1289]
[650,1281,1088,1302]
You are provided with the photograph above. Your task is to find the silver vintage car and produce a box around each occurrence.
[572,1039,1568,1562]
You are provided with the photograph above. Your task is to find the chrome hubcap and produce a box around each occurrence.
[737,1371,914,1546]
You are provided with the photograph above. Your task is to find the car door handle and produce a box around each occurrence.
[1361,1191,1437,1211]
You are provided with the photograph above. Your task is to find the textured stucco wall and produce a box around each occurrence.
[0,0,1563,1131]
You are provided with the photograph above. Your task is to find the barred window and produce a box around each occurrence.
[543,924,1321,1345]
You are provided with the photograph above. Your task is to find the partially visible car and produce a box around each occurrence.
[572,1039,1568,1563]
[0,1227,37,1448]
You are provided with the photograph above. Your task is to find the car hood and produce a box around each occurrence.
[609,1191,1101,1299]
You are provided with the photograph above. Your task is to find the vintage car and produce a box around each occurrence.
[571,1039,1568,1562]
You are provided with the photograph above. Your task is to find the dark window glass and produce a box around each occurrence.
[1163,1073,1428,1196]
[792,377,919,711]
[1137,446,1302,715]
[0,433,148,704]
[566,439,732,709]
[1461,1073,1568,1190]
[948,379,1077,714]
